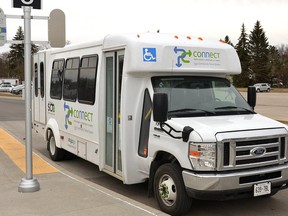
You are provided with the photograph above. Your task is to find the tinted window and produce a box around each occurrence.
[152,76,253,117]
[50,59,64,99]
[78,55,98,104]
[138,89,152,157]
[40,62,45,98]
[34,63,38,97]
[63,58,80,101]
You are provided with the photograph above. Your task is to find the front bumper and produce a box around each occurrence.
[182,163,288,200]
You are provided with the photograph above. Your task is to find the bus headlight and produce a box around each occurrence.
[189,142,216,171]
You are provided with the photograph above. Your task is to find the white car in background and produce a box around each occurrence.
[253,83,271,92]
[11,84,25,95]
[0,83,13,92]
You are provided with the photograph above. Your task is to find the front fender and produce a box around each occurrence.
[45,118,61,149]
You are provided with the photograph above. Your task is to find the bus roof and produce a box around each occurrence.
[41,33,241,75]
[103,33,241,75]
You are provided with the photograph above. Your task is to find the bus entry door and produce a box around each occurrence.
[33,53,46,124]
[104,51,124,177]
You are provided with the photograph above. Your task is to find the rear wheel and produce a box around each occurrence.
[47,132,65,161]
[154,163,192,216]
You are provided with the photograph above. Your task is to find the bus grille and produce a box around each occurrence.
[220,136,287,170]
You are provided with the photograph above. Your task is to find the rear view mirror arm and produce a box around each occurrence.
[159,122,182,140]
[158,123,194,142]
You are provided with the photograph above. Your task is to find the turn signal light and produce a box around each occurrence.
[189,151,201,157]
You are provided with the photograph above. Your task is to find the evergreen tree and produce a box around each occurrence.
[277,44,288,87]
[268,45,281,86]
[224,35,234,47]
[0,57,7,77]
[248,20,270,83]
[234,23,251,87]
[7,26,39,81]
[0,53,9,77]
[8,26,25,77]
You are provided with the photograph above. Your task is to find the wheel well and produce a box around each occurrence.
[46,129,53,151]
[45,128,52,141]
[154,151,180,165]
[148,151,181,197]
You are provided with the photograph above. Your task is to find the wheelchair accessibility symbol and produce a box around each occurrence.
[143,48,156,62]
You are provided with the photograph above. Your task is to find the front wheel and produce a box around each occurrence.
[154,163,192,216]
[47,131,65,161]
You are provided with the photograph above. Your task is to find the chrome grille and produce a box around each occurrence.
[235,138,279,166]
[218,134,288,171]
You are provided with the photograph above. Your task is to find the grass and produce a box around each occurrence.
[0,92,21,98]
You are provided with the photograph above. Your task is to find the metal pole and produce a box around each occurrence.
[18,6,40,193]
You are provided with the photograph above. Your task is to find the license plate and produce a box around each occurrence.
[254,182,271,197]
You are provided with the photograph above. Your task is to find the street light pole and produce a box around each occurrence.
[18,6,40,193]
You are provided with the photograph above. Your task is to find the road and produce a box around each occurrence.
[0,94,288,216]
[240,91,288,123]
[254,92,288,123]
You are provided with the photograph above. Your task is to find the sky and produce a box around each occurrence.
[0,0,288,53]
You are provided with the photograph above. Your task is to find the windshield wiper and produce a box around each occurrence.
[215,106,255,114]
[168,108,216,115]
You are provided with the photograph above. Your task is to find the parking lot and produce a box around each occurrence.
[241,91,288,123]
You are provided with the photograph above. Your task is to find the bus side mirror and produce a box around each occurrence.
[153,93,168,123]
[247,86,256,110]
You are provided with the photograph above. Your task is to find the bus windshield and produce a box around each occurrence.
[151,76,254,118]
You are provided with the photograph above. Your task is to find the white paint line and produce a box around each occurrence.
[58,169,158,215]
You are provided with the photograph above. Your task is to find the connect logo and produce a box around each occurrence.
[64,102,93,130]
[174,46,220,68]
[64,102,73,129]
[174,47,191,67]
[0,27,6,33]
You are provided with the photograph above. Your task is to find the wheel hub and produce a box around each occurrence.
[50,136,56,155]
[159,177,177,205]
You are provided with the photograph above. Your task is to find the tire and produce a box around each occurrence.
[154,163,192,216]
[47,132,65,161]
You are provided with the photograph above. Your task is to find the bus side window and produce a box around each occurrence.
[138,89,152,157]
[78,55,98,105]
[63,58,80,102]
[34,63,38,97]
[40,62,45,98]
[50,59,65,99]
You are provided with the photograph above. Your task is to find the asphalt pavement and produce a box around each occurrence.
[0,94,166,216]
[0,92,287,216]
[0,127,165,216]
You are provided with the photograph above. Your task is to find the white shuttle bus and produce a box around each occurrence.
[33,33,288,215]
